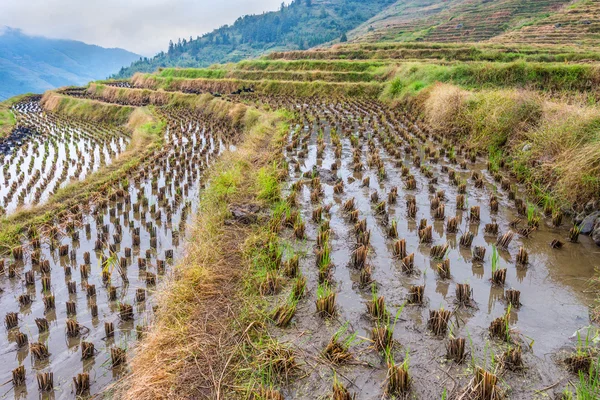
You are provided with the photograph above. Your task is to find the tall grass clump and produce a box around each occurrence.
[417,81,600,205]
[563,357,600,399]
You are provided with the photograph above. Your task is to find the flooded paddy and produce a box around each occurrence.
[0,101,130,215]
[0,105,239,398]
[246,95,598,399]
[2,88,597,399]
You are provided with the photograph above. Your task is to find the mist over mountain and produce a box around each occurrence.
[0,27,140,99]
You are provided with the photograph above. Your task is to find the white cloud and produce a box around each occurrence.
[0,0,283,55]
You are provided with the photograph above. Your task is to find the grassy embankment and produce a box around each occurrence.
[130,73,384,98]
[145,60,600,99]
[0,93,164,252]
[386,61,600,98]
[156,66,384,83]
[116,92,292,400]
[383,77,600,208]
[132,57,600,207]
[0,94,36,138]
[0,102,15,138]
[234,59,387,71]
[269,41,600,62]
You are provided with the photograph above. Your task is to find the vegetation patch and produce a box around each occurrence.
[116,102,289,399]
[383,61,600,97]
[0,101,15,138]
[0,94,35,138]
[404,82,600,205]
[131,73,384,98]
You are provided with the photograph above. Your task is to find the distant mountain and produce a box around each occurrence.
[113,0,395,78]
[0,27,141,100]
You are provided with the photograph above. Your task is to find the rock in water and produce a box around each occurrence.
[579,211,600,235]
[593,227,600,247]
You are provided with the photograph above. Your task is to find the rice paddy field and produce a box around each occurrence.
[0,97,240,398]
[255,94,598,399]
[1,100,130,215]
[1,42,600,399]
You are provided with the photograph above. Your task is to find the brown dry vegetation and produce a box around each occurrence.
[85,84,255,125]
[115,101,287,399]
[41,92,135,124]
[86,83,173,107]
[410,82,600,205]
[131,73,384,98]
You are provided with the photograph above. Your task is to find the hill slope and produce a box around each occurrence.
[348,0,573,43]
[492,0,600,46]
[113,0,395,78]
[114,0,600,78]
[0,27,140,99]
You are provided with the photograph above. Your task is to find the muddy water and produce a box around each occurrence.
[0,102,129,215]
[257,96,598,399]
[0,107,236,399]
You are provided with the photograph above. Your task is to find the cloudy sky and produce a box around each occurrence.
[0,0,283,56]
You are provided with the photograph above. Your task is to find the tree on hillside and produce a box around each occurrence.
[340,32,348,42]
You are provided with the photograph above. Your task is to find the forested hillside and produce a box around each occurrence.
[114,0,600,79]
[113,0,394,78]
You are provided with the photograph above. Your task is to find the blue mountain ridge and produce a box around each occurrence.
[0,27,141,100]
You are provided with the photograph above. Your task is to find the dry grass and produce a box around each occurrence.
[116,102,287,399]
[132,73,384,98]
[41,92,134,124]
[86,83,171,107]
[419,82,600,205]
[87,83,255,129]
[422,84,471,139]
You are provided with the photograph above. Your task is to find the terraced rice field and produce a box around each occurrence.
[240,94,598,398]
[1,101,130,216]
[350,0,571,44]
[422,0,568,43]
[494,0,600,47]
[265,42,600,62]
[2,48,600,398]
[0,104,239,397]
